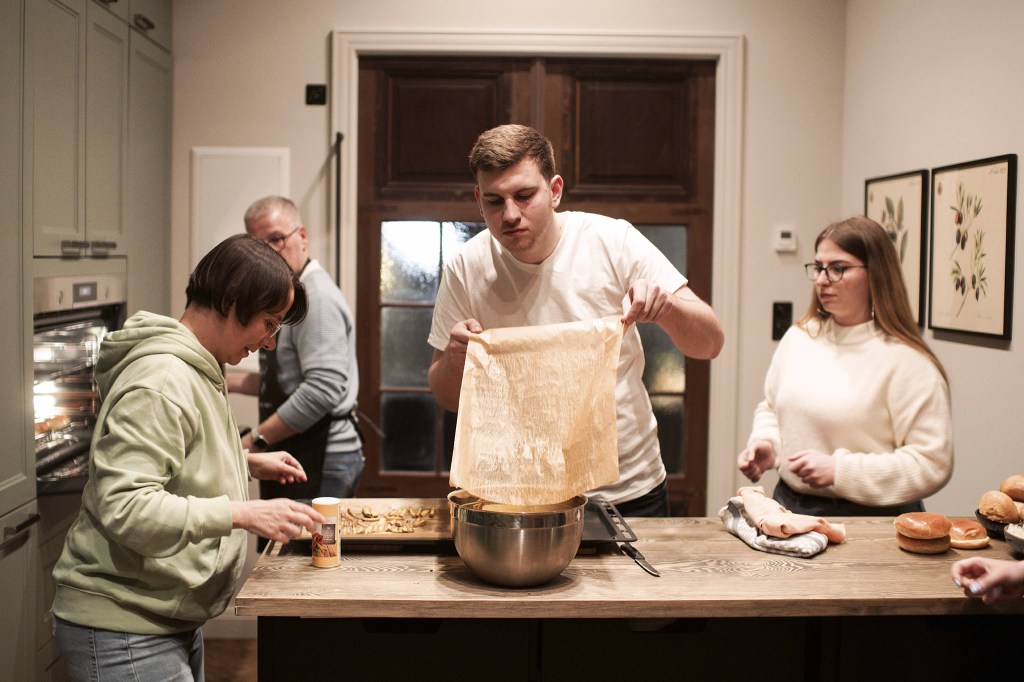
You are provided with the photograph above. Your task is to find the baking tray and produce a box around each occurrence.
[286,497,638,551]
[582,499,638,547]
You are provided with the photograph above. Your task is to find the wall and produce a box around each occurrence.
[171,0,847,513]
[842,0,1024,513]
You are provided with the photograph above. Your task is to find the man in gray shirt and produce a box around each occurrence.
[228,196,363,500]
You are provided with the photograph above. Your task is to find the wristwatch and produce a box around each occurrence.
[251,427,269,451]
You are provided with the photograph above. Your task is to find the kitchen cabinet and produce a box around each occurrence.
[125,31,172,316]
[0,501,40,682]
[27,0,169,260]
[4,1,45,679]
[128,0,171,52]
[24,0,88,257]
[239,514,1024,679]
[2,0,36,523]
[84,1,129,256]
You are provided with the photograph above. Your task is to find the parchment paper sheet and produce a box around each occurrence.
[450,316,623,505]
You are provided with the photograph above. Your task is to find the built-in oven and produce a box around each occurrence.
[32,273,127,494]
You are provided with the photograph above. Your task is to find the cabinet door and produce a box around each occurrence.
[25,0,87,257]
[126,32,172,316]
[129,0,171,52]
[0,501,39,682]
[85,1,129,255]
[3,0,36,522]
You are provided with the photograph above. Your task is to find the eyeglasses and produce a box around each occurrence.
[264,226,301,251]
[263,317,283,339]
[804,263,866,283]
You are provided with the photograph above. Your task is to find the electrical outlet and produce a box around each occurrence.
[772,301,792,340]
[305,84,327,105]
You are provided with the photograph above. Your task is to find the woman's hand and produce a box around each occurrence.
[230,498,326,543]
[247,450,307,485]
[952,557,1024,603]
[787,450,835,488]
[738,440,777,482]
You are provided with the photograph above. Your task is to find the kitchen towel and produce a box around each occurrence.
[718,497,829,558]
[450,316,623,506]
[738,486,847,543]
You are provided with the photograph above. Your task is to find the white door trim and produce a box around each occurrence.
[330,29,745,514]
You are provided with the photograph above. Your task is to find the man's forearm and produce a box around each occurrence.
[658,290,725,359]
[428,349,464,412]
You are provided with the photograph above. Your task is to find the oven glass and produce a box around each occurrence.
[34,317,108,488]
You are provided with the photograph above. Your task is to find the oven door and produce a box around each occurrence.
[33,274,126,495]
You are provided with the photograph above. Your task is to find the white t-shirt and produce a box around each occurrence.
[428,211,688,504]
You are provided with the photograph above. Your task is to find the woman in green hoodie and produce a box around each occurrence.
[52,234,327,681]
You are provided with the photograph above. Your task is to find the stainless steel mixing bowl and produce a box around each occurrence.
[448,489,587,587]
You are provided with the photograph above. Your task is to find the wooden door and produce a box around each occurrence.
[356,56,715,515]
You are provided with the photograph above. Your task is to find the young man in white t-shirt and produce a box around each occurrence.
[427,124,723,516]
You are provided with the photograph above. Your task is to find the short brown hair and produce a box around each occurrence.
[469,124,556,181]
[186,234,307,326]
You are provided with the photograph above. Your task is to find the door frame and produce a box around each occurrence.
[330,29,745,514]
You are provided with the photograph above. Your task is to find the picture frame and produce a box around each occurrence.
[928,154,1017,340]
[865,169,928,326]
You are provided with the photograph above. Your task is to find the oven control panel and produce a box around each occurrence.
[33,273,127,315]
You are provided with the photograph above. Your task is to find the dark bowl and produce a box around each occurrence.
[976,509,1009,539]
[1004,523,1024,557]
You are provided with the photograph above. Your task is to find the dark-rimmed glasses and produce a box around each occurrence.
[804,263,866,283]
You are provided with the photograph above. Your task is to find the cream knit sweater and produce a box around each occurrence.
[747,318,953,507]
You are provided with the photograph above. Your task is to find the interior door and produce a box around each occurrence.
[355,56,715,515]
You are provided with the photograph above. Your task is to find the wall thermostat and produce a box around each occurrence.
[773,227,798,253]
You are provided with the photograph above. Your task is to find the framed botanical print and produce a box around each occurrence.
[865,169,928,325]
[928,154,1017,340]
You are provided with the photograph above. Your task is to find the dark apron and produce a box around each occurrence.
[257,347,331,501]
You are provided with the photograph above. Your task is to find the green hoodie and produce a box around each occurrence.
[52,312,251,634]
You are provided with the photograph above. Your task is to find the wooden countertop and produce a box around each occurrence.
[234,510,1024,620]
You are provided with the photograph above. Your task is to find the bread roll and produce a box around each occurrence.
[999,474,1024,503]
[1015,501,1024,519]
[979,490,1020,523]
[949,518,989,549]
[893,512,952,539]
[896,532,951,554]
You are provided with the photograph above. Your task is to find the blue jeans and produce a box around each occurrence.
[320,449,365,498]
[54,616,204,681]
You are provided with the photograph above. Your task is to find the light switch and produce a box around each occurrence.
[772,301,792,340]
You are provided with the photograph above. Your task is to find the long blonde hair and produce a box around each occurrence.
[799,216,947,381]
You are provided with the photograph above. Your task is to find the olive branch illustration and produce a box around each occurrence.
[878,195,908,264]
[948,181,986,315]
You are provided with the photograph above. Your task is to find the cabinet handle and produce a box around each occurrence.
[2,513,41,549]
[98,0,119,5]
[61,240,89,255]
[90,240,118,252]
[133,13,155,32]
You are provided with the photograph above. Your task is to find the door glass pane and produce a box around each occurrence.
[651,396,685,474]
[638,324,686,393]
[381,221,440,303]
[381,307,434,387]
[380,392,436,471]
[441,221,487,265]
[637,225,687,476]
[638,224,687,275]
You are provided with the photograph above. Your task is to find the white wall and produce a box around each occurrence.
[842,0,1024,514]
[171,0,847,514]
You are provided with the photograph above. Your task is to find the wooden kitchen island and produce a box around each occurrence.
[235,513,1023,680]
